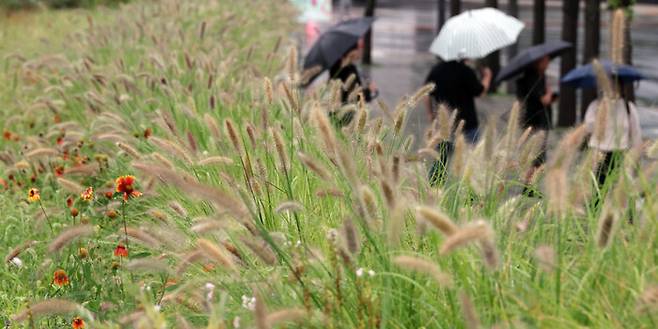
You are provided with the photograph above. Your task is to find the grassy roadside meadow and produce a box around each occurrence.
[1,0,658,328]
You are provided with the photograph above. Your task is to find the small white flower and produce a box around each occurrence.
[154,305,161,312]
[295,240,302,247]
[368,270,375,277]
[356,268,364,277]
[203,151,209,156]
[241,295,256,311]
[10,257,23,268]
[233,316,241,328]
[205,282,215,302]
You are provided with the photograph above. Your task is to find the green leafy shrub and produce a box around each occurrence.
[0,0,40,10]
[1,0,129,10]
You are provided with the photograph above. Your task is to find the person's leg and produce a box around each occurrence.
[522,130,547,197]
[593,151,626,210]
[596,151,614,188]
[428,141,454,186]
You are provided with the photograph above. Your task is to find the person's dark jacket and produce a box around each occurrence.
[425,60,484,131]
[516,69,552,130]
[330,63,373,104]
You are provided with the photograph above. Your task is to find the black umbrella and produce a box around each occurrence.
[495,40,572,83]
[303,17,375,83]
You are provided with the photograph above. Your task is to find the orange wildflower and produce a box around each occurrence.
[72,316,85,329]
[0,178,7,190]
[114,244,128,257]
[70,208,79,218]
[2,131,11,140]
[28,188,40,202]
[66,196,74,208]
[53,269,70,287]
[55,166,65,177]
[115,175,142,201]
[143,127,152,139]
[80,186,94,201]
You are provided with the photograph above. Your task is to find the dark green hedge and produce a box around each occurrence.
[1,0,129,10]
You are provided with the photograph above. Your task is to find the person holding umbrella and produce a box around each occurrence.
[425,7,524,185]
[515,55,555,166]
[328,37,378,125]
[495,40,571,195]
[303,17,377,126]
[563,60,644,189]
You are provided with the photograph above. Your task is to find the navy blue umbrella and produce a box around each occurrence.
[560,60,645,89]
[303,17,375,83]
[495,40,572,83]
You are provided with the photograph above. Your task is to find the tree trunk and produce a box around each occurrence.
[484,0,500,92]
[581,0,601,120]
[557,0,580,127]
[508,0,519,58]
[362,0,376,65]
[532,0,545,45]
[507,0,519,93]
[437,0,446,33]
[450,0,461,16]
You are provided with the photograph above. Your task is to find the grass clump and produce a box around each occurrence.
[0,0,657,328]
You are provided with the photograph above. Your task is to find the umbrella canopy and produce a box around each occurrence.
[560,60,645,89]
[302,17,374,82]
[495,40,572,83]
[429,7,524,61]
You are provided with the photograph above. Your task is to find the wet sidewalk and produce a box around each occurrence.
[354,0,658,145]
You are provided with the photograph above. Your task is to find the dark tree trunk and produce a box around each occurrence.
[507,0,519,93]
[437,0,446,33]
[362,0,376,65]
[484,0,500,92]
[508,0,519,58]
[532,0,545,45]
[450,0,461,16]
[581,0,601,119]
[557,0,580,127]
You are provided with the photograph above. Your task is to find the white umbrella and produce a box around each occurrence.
[429,7,524,61]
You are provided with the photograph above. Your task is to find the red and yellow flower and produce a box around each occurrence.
[71,316,85,329]
[80,186,94,201]
[114,244,128,257]
[53,269,70,287]
[28,188,40,202]
[115,175,142,201]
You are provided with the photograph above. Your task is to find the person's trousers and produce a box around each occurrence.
[596,150,624,188]
[428,128,478,186]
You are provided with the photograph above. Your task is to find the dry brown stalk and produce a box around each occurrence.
[393,255,452,286]
[48,225,94,253]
